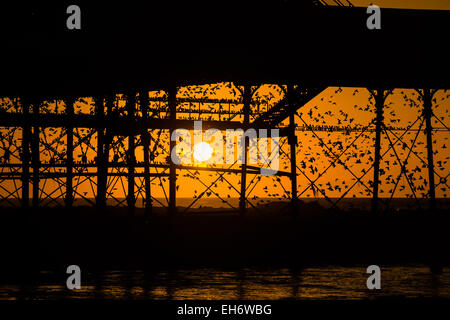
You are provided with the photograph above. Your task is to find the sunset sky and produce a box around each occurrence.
[0,1,449,209]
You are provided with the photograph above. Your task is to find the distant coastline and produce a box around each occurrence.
[1,197,448,212]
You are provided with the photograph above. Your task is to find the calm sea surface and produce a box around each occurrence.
[1,265,450,300]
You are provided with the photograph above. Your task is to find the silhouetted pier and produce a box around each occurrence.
[0,1,449,215]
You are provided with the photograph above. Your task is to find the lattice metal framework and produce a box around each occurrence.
[0,83,448,215]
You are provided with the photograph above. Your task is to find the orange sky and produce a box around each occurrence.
[1,1,449,208]
[0,84,448,209]
[352,0,450,10]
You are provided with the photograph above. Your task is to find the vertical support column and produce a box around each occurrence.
[127,91,136,216]
[31,97,40,208]
[372,89,385,213]
[168,86,178,215]
[96,95,107,211]
[288,85,298,212]
[423,89,436,212]
[140,89,152,218]
[239,84,251,215]
[65,97,74,208]
[21,97,31,208]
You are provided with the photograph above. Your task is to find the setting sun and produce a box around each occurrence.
[193,142,213,162]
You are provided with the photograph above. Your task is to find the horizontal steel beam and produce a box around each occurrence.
[0,113,246,131]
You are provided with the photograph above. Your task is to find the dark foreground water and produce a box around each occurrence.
[1,265,450,300]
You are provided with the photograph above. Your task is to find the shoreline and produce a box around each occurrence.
[1,204,448,276]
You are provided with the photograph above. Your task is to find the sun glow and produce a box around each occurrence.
[193,142,213,162]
